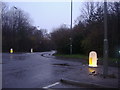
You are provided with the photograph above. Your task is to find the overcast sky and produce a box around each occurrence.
[8,1,82,33]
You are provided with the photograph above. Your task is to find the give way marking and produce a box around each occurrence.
[42,82,60,89]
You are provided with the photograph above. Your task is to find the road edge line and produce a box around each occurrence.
[42,82,60,89]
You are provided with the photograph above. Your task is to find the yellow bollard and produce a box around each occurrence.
[89,57,92,66]
[10,48,13,53]
[89,51,97,67]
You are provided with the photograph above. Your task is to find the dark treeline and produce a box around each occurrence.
[2,2,119,58]
[2,3,54,52]
[51,2,120,58]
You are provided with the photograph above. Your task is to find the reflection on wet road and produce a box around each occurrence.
[2,51,83,88]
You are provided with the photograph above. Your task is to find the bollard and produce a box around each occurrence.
[10,48,13,53]
[31,48,33,53]
[89,51,98,67]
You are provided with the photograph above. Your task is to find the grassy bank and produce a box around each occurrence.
[54,54,119,61]
[54,54,88,60]
[54,54,119,67]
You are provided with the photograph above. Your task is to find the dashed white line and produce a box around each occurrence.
[42,82,60,89]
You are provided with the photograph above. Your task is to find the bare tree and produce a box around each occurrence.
[79,2,102,22]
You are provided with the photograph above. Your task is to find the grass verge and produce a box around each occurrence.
[54,53,119,67]
[54,54,88,60]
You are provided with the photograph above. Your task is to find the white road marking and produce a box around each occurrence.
[42,82,60,89]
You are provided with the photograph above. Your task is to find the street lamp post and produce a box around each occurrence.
[70,0,73,55]
[11,6,17,52]
[103,0,108,77]
[14,6,18,51]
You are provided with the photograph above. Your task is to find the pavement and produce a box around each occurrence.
[60,65,119,88]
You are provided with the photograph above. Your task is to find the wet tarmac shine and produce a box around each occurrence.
[2,51,83,88]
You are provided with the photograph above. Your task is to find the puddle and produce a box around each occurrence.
[52,63,70,66]
[10,69,27,79]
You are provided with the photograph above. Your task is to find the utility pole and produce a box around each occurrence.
[70,0,73,55]
[103,0,108,78]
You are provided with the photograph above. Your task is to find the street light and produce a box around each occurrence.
[14,6,17,9]
[103,0,108,77]
[70,0,73,55]
[10,6,17,53]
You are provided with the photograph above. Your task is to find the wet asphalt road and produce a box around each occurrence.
[2,51,84,88]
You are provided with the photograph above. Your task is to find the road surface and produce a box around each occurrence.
[2,51,84,88]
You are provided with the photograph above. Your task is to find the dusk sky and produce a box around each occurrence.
[8,1,82,33]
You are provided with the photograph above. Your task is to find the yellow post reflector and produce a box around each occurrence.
[10,48,13,53]
[88,67,97,74]
[31,48,33,53]
[88,67,95,73]
[89,57,92,65]
[89,51,97,67]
